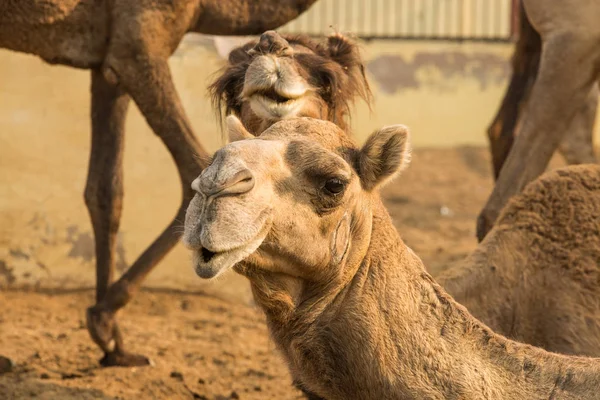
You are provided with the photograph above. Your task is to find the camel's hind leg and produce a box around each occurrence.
[558,82,599,165]
[85,51,209,366]
[477,32,600,241]
[487,2,541,179]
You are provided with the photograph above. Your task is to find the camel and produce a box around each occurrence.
[487,1,599,179]
[208,31,371,135]
[211,34,600,395]
[183,116,600,399]
[0,0,322,366]
[477,0,600,241]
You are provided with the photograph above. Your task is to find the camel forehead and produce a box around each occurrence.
[223,136,351,178]
[260,118,356,151]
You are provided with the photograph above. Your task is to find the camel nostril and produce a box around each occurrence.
[199,168,255,198]
[223,169,255,196]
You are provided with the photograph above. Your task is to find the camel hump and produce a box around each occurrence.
[0,0,81,25]
[496,164,600,241]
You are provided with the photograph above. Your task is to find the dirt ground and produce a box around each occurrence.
[0,147,567,400]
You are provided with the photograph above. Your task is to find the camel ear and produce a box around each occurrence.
[358,125,411,191]
[226,115,253,142]
[327,33,362,70]
[228,42,255,64]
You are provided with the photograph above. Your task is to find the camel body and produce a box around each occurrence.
[441,165,600,357]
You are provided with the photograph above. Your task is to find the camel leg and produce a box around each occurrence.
[84,69,138,365]
[84,69,129,304]
[477,33,600,241]
[84,69,130,361]
[86,56,208,367]
[487,3,541,179]
[558,82,599,164]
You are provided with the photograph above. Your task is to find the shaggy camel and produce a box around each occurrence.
[209,31,371,135]
[183,116,600,399]
[477,0,600,241]
[487,1,599,179]
[0,0,320,366]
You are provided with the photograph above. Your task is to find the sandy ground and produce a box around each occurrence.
[0,147,567,400]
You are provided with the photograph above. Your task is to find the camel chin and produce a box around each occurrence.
[249,95,306,121]
[192,223,269,279]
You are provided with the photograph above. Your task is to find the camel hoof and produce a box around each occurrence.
[100,351,152,368]
[0,355,13,374]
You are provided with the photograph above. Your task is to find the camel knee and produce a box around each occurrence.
[102,278,136,312]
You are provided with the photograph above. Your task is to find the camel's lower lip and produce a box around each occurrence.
[192,222,271,279]
[242,85,307,102]
[248,94,304,120]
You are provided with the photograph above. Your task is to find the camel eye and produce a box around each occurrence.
[324,178,346,195]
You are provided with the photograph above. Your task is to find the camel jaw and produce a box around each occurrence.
[191,223,270,279]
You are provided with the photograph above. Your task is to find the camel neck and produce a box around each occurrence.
[258,202,600,399]
[339,206,600,399]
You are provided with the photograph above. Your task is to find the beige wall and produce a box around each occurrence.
[1,35,598,291]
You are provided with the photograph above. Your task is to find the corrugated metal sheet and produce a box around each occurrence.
[278,0,513,40]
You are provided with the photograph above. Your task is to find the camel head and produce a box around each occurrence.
[209,31,371,135]
[183,116,410,281]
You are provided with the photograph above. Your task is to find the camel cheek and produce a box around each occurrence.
[330,213,350,265]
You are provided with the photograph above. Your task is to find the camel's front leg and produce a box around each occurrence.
[86,53,209,367]
[477,33,600,241]
[84,69,132,363]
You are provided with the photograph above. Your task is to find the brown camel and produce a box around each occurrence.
[183,116,600,399]
[212,33,600,398]
[208,31,371,135]
[477,0,600,240]
[0,0,321,367]
[487,1,599,180]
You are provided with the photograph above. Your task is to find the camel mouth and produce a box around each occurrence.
[254,87,297,103]
[192,222,271,280]
[248,90,306,120]
[201,247,217,263]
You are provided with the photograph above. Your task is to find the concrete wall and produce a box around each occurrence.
[1,35,598,292]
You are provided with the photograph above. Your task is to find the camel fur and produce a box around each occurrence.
[440,165,600,357]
